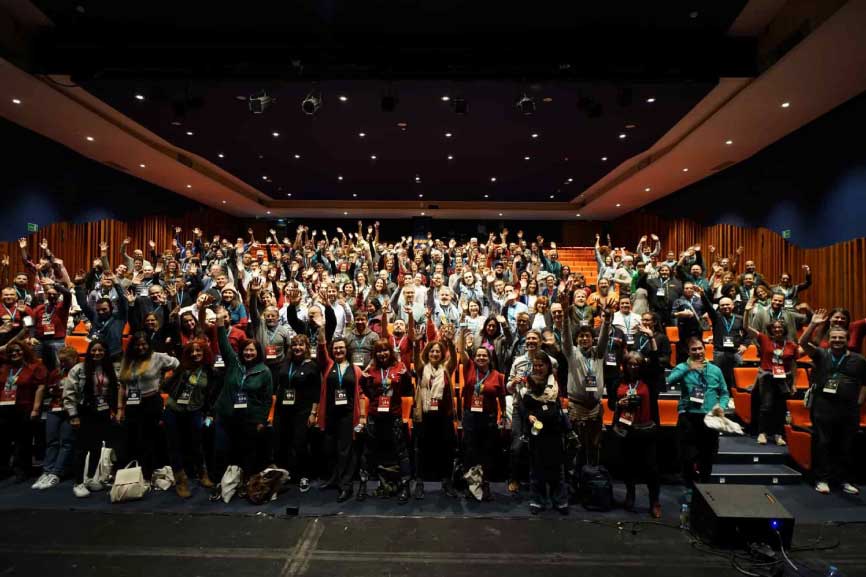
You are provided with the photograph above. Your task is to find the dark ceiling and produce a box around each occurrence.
[22,1,752,203]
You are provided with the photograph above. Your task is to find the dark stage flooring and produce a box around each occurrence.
[1,478,865,577]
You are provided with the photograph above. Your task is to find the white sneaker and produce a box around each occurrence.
[73,483,91,498]
[815,482,830,495]
[85,479,106,492]
[774,435,787,446]
[842,483,860,495]
[756,433,768,445]
[31,473,49,490]
[42,474,60,489]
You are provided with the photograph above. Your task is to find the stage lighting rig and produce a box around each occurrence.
[516,94,535,115]
[249,91,274,114]
[302,91,322,115]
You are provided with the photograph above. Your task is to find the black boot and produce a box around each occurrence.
[624,486,636,512]
[337,486,352,503]
[413,479,425,500]
[356,481,368,502]
[398,480,411,504]
[441,478,458,498]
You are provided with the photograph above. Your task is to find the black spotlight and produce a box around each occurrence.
[381,94,398,112]
[453,97,468,114]
[249,90,273,114]
[301,92,322,115]
[516,94,535,115]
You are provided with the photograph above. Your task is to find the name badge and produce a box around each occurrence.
[177,387,192,405]
[0,387,17,406]
[784,299,793,309]
[310,349,317,359]
[234,391,248,409]
[823,379,839,394]
[378,395,391,412]
[584,374,598,393]
[619,410,634,426]
[626,334,635,346]
[722,336,735,349]
[605,352,617,366]
[772,364,786,379]
[126,387,142,406]
[96,396,109,412]
[335,389,348,406]
[690,387,706,405]
[214,355,225,368]
[265,345,278,360]
[351,351,366,366]
[282,388,296,405]
[656,287,666,297]
[42,323,55,336]
[580,320,590,328]
[470,394,484,412]
[23,316,33,328]
[429,398,439,412]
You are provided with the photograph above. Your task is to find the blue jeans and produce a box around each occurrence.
[43,412,76,476]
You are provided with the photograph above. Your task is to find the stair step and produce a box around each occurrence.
[710,464,802,485]
[716,436,788,465]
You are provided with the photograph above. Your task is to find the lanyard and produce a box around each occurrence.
[287,362,298,382]
[637,335,650,351]
[771,308,783,321]
[581,353,594,377]
[335,362,348,389]
[474,369,490,394]
[266,326,277,343]
[380,368,390,391]
[6,367,23,389]
[830,351,848,377]
[627,382,638,396]
[623,315,631,332]
[15,287,26,301]
[722,315,735,335]
[190,368,203,383]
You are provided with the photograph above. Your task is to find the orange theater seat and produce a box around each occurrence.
[601,402,613,426]
[733,367,758,391]
[704,343,714,360]
[71,321,89,335]
[65,335,90,356]
[741,345,759,363]
[401,396,414,426]
[793,368,810,391]
[658,399,679,427]
[786,399,812,429]
[268,395,276,424]
[666,326,679,343]
[785,425,812,471]
[730,387,752,425]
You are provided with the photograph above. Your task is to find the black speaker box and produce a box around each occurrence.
[691,483,794,550]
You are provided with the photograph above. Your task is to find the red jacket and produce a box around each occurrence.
[316,341,364,431]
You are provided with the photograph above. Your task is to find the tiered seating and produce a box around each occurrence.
[556,247,597,287]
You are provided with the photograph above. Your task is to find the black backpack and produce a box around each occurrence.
[579,464,614,511]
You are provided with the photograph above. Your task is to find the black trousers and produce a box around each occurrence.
[463,410,498,482]
[414,412,454,482]
[361,413,412,482]
[0,408,34,475]
[214,413,271,479]
[622,427,660,503]
[677,412,719,486]
[274,405,313,480]
[757,372,790,437]
[72,409,113,484]
[122,394,165,478]
[323,408,358,491]
[811,396,859,485]
[713,350,739,389]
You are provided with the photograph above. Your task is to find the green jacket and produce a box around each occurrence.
[214,326,273,424]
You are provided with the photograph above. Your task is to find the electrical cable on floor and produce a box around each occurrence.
[775,530,798,572]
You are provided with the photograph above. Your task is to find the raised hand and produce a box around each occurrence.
[811,308,828,325]
[122,237,131,246]
[99,241,109,252]
[0,255,8,267]
[193,227,202,237]
[148,240,156,249]
[40,239,49,251]
[175,227,182,234]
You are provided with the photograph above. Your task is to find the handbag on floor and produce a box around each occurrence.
[95,441,116,485]
[151,466,176,491]
[246,468,289,505]
[218,465,244,504]
[110,461,150,503]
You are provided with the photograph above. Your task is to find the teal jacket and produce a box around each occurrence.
[214,326,273,424]
[667,360,730,415]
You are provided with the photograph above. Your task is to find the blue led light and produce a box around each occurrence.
[770,519,781,530]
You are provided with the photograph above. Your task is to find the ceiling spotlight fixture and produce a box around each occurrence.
[12,98,21,104]
[542,97,553,103]
[601,156,608,161]
[524,156,530,161]
[568,177,574,183]
[85,136,94,142]
[646,97,656,103]
[301,91,322,115]
[781,101,790,108]
[338,95,348,102]
[452,97,468,114]
[248,90,273,114]
[415,175,421,183]
[272,131,280,137]
[217,153,225,158]
[139,163,146,168]
[682,168,689,172]
[490,177,497,182]
[616,203,621,207]
[358,132,366,138]
[725,139,733,145]
[352,193,357,197]
[447,154,454,160]
[516,93,536,115]
[186,184,192,189]
[575,213,581,217]
[287,193,292,197]
[441,95,450,102]
[498,213,503,216]
[370,154,377,160]
[186,130,194,136]
[645,187,651,192]
[618,133,626,139]
[262,176,268,180]
[134,94,145,101]
[484,194,489,198]
[418,194,424,198]
[421,212,426,216]
[531,133,539,139]
[343,211,349,215]
[549,195,555,199]
[293,154,301,159]
[338,175,344,181]
[266,211,271,215]
[445,132,452,138]
[222,200,227,204]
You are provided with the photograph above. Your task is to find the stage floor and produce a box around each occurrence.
[2,477,866,576]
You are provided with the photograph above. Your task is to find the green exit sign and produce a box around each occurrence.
[26,223,38,233]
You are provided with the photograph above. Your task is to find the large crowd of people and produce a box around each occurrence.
[0,222,864,516]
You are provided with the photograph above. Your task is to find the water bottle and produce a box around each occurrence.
[785,410,792,425]
[679,503,690,529]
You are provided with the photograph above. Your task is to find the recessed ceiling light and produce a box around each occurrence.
[134,94,145,101]
[542,97,553,103]
[616,203,621,207]
[781,102,790,108]
[287,193,292,197]
[682,167,689,172]
[85,136,94,141]
[524,156,530,161]
[601,156,608,161]
[441,96,450,102]
[339,95,348,102]
[645,187,651,192]
[359,132,366,138]
[186,131,194,136]
[549,195,555,199]
[262,176,268,180]
[646,97,655,103]
[272,131,280,137]
[139,163,146,168]
[498,213,503,216]
[447,154,454,160]
[421,212,426,216]
[575,213,581,217]
[370,154,377,160]
[445,132,452,138]
[352,193,357,198]
[338,175,344,181]
[568,177,574,183]
[343,211,348,215]
[725,139,733,145]
[490,177,497,182]
[415,176,421,182]
[618,133,626,139]
[293,154,301,159]
[266,211,271,215]
[484,194,489,198]
[186,184,192,189]
[217,153,225,158]
[531,133,539,138]
[418,194,424,198]
[12,98,22,104]
[221,200,226,204]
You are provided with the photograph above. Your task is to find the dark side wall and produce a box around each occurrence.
[632,91,866,248]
